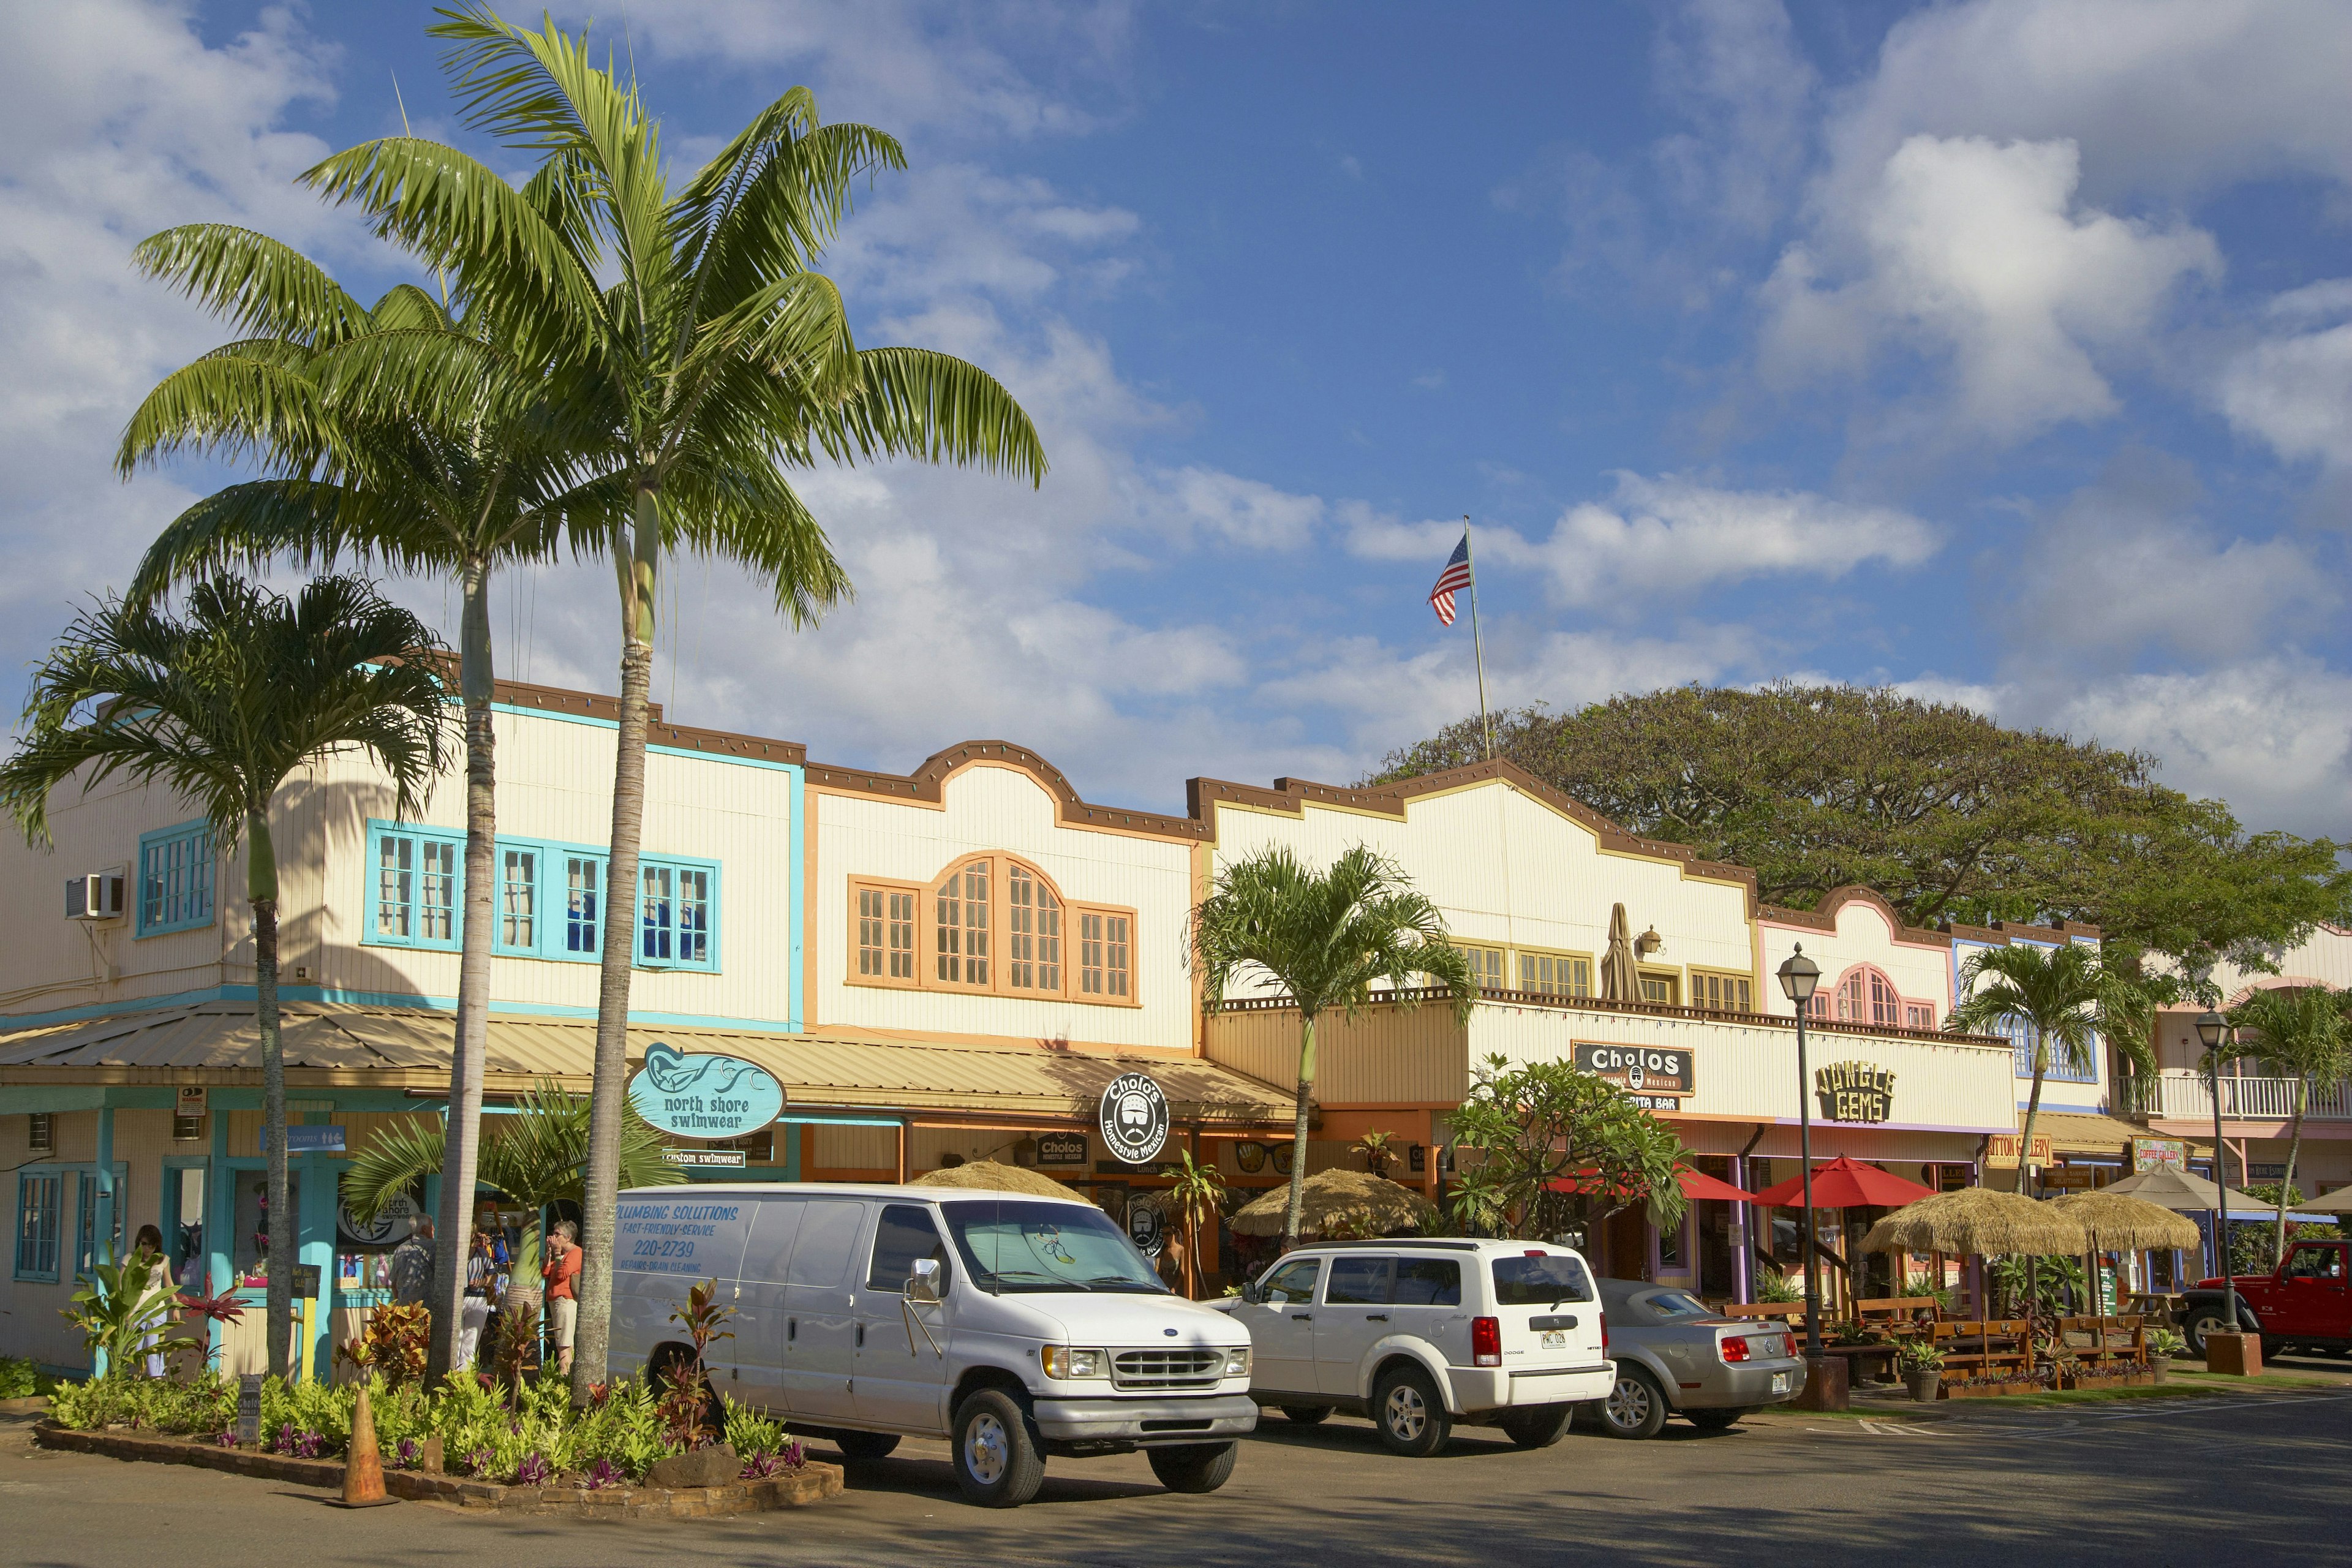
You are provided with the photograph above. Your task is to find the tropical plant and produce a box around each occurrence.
[58,1252,198,1378]
[1190,844,1477,1248]
[0,576,454,1376]
[658,1280,737,1449]
[1986,1254,2086,1321]
[120,233,623,1382]
[1351,1129,1398,1180]
[1446,1055,1688,1245]
[1898,1272,1955,1313]
[1753,1267,1803,1304]
[2225,985,2351,1267]
[1162,1150,1226,1298]
[302,6,1047,1396]
[2145,1327,2187,1360]
[1894,1339,1946,1374]
[173,1284,248,1370]
[334,1300,431,1387]
[1945,942,2157,1195]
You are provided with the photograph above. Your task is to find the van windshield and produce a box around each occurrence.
[941,1200,1169,1295]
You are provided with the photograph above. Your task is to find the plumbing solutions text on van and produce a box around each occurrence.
[625,1041,786,1138]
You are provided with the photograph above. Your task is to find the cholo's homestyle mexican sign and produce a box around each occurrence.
[627,1041,786,1139]
[1099,1071,1171,1164]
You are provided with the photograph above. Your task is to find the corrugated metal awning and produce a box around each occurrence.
[0,1001,1301,1126]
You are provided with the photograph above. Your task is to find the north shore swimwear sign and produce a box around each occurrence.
[627,1042,785,1140]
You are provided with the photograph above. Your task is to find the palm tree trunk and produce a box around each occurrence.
[251,811,291,1380]
[429,560,496,1382]
[576,492,661,1401]
[2278,1078,2306,1270]
[1283,1015,1317,1248]
[2015,1036,2049,1197]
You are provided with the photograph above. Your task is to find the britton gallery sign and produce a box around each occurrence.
[1815,1061,1896,1123]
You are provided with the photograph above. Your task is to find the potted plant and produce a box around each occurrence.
[1894,1340,1945,1403]
[2145,1327,2185,1385]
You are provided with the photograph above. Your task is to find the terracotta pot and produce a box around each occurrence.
[1905,1370,1941,1403]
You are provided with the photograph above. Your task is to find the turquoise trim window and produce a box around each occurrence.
[366,821,463,950]
[638,858,718,970]
[14,1171,61,1282]
[75,1169,126,1278]
[497,845,540,955]
[560,851,605,958]
[136,819,215,937]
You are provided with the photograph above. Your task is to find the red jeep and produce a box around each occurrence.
[2180,1238,2352,1357]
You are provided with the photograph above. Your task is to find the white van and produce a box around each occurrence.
[608,1182,1257,1506]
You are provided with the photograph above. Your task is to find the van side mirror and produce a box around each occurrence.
[1239,1278,1262,1305]
[907,1256,943,1303]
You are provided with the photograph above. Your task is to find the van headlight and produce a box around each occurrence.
[1041,1346,1106,1380]
[1223,1346,1251,1377]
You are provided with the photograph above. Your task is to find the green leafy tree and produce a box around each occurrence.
[1445,1055,1688,1244]
[303,7,1047,1396]
[1369,684,2351,971]
[1946,943,2158,1195]
[116,235,620,1384]
[0,576,455,1375]
[1189,845,1477,1248]
[2225,987,2350,1267]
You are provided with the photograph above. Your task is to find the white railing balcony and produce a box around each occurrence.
[2154,1071,2352,1121]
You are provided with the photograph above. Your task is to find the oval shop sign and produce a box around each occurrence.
[1098,1071,1171,1164]
[627,1041,785,1140]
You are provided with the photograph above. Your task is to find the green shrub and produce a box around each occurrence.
[0,1356,50,1399]
[722,1393,788,1460]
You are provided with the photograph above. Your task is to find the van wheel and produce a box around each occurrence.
[952,1389,1046,1507]
[1147,1441,1238,1493]
[1280,1405,1332,1425]
[1686,1407,1746,1431]
[832,1431,901,1462]
[1373,1365,1452,1457]
[1599,1367,1667,1441]
[1499,1404,1572,1449]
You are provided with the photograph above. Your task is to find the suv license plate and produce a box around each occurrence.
[1771,1372,1792,1393]
[1540,1330,1567,1349]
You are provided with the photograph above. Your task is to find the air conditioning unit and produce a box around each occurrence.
[66,872,125,921]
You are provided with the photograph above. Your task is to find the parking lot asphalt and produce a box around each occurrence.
[8,1363,2351,1568]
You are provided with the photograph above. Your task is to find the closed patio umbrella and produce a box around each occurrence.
[1601,903,1641,1003]
[1228,1169,1438,1238]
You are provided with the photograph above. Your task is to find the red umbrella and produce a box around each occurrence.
[1752,1155,1936,1210]
[1545,1168,1760,1203]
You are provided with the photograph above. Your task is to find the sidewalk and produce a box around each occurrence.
[1804,1352,2352,1422]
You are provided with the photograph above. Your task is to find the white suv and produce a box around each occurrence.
[1224,1239,1612,1455]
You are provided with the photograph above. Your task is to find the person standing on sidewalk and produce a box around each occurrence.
[541,1220,581,1376]
[390,1218,435,1306]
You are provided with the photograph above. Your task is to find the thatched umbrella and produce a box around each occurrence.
[907,1160,1074,1199]
[1229,1169,1437,1239]
[2051,1189,2203,1314]
[1860,1188,2089,1323]
[1601,903,1641,1003]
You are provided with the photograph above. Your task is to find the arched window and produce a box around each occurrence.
[936,859,990,986]
[1830,965,1910,1029]
[1007,862,1062,991]
[850,852,1136,1006]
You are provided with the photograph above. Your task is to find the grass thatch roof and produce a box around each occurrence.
[1228,1169,1438,1238]
[907,1159,1076,1199]
[1857,1187,2088,1257]
[2048,1189,2204,1251]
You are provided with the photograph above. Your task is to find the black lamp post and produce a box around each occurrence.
[2195,1009,2238,1340]
[1777,945,1824,1367]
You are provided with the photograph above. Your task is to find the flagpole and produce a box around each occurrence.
[1464,514,1493,762]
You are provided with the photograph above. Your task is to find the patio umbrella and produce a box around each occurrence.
[1227,1169,1438,1238]
[1857,1188,2088,1257]
[1753,1155,1938,1210]
[2050,1189,2203,1314]
[907,1159,1074,1199]
[2101,1167,2271,1214]
[1601,903,1641,1003]
[2300,1186,2352,1214]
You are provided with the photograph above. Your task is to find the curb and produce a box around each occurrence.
[32,1423,845,1518]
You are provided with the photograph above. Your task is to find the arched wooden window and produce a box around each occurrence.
[1007,861,1063,992]
[936,859,990,987]
[1830,965,1909,1028]
[849,853,1137,1006]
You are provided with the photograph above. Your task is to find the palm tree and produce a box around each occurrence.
[1162,1150,1225,1299]
[116,234,620,1382]
[304,7,1047,1398]
[0,576,455,1377]
[1947,941,2156,1196]
[1189,845,1479,1248]
[2225,985,2350,1267]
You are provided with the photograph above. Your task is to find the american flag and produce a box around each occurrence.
[1428,532,1473,626]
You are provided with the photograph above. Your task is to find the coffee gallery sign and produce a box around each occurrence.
[1815,1061,1897,1123]
[627,1042,785,1139]
[1574,1043,1695,1109]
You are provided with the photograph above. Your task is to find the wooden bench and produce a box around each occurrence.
[1931,1317,2034,1386]
[1724,1301,1806,1322]
[2059,1314,2147,1368]
[1855,1295,1942,1335]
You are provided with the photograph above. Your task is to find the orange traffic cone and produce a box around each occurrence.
[337,1383,396,1508]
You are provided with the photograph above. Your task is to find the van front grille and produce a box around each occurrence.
[1112,1348,1223,1390]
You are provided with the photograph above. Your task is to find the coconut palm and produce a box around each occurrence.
[1947,942,2157,1196]
[1162,1150,1226,1298]
[1189,845,1478,1248]
[303,7,1047,1397]
[116,236,621,1381]
[2225,985,2350,1267]
[0,576,454,1376]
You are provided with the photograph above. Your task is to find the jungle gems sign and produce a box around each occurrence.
[1815,1061,1896,1123]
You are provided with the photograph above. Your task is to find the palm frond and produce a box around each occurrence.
[130,225,373,348]
[824,347,1048,484]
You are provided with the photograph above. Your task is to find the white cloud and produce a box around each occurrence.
[2218,284,2352,472]
[1648,0,1816,236]
[1763,134,2221,442]
[1152,468,1323,552]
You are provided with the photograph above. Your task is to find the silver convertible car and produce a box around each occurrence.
[1588,1278,1806,1438]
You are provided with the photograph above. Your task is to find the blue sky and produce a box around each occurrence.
[5,2,2350,837]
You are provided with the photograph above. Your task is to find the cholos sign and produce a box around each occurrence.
[627,1041,785,1139]
[1574,1042,1695,1102]
[1098,1071,1170,1164]
[1815,1061,1896,1123]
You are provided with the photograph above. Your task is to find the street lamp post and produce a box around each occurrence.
[2195,1009,2239,1346]
[1777,946,1826,1385]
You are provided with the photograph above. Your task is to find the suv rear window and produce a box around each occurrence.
[1491,1253,1594,1306]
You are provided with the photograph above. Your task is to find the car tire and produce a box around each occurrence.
[1686,1407,1747,1432]
[832,1430,902,1462]
[1599,1366,1668,1441]
[1280,1405,1332,1425]
[1373,1365,1452,1458]
[1147,1442,1238,1493]
[1498,1404,1573,1449]
[2183,1307,2235,1358]
[951,1389,1046,1508]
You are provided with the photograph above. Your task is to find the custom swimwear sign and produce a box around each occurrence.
[627,1041,785,1139]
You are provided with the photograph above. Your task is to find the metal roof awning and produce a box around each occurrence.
[2031,1110,2187,1155]
[0,1001,1303,1129]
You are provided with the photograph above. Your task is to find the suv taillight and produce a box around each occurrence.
[1471,1316,1502,1367]
[1721,1335,1751,1363]
[1600,1313,1609,1354]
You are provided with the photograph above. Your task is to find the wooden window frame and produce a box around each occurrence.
[1516,947,1595,1000]
[1004,859,1068,998]
[846,876,925,991]
[1637,968,1681,1006]
[930,856,998,993]
[1074,903,1142,1008]
[1452,942,1507,992]
[1687,967,1755,1014]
